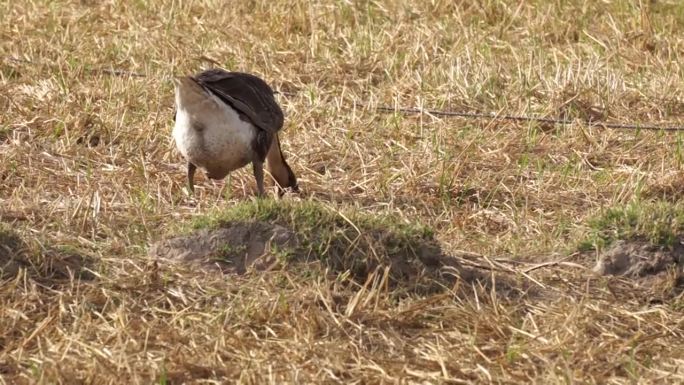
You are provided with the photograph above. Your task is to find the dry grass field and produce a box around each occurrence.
[1,0,684,383]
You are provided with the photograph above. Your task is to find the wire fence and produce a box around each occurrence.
[5,56,684,132]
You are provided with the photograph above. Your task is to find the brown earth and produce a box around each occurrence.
[594,239,684,295]
[148,220,534,298]
[147,221,299,274]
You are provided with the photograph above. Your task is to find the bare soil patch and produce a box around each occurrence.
[594,238,684,294]
[148,221,298,274]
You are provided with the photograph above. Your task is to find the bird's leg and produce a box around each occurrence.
[187,162,197,194]
[252,160,265,197]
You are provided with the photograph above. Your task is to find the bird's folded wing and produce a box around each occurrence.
[193,69,284,133]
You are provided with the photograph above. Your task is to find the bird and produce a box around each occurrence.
[171,68,298,197]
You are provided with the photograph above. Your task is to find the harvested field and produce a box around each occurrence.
[1,1,683,383]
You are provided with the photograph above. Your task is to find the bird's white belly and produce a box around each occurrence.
[173,100,256,179]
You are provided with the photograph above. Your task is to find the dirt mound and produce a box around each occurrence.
[0,226,27,278]
[149,219,454,286]
[149,221,531,297]
[148,221,298,274]
[594,240,684,278]
[0,224,93,282]
[148,201,535,296]
[593,239,684,297]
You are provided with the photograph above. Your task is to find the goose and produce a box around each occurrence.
[172,68,298,197]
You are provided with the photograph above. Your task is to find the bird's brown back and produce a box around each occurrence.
[192,69,284,134]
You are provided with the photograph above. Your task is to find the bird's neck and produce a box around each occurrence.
[175,78,214,112]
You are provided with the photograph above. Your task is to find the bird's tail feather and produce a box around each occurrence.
[266,134,298,193]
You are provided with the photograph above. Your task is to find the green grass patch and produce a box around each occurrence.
[580,200,684,251]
